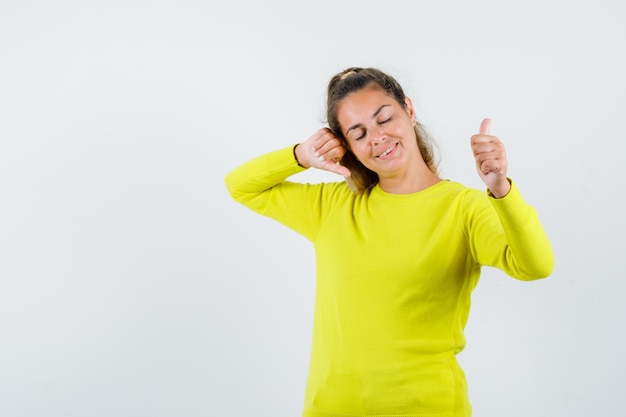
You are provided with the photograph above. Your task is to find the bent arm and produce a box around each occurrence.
[225,146,305,209]
[467,181,555,280]
[224,146,330,241]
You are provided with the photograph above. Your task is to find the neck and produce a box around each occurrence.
[378,166,441,194]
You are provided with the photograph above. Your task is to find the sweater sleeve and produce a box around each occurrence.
[464,180,555,281]
[224,145,335,241]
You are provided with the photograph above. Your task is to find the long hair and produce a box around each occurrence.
[326,67,439,193]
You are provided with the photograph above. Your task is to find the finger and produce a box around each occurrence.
[471,134,505,158]
[312,146,345,165]
[479,118,491,135]
[313,142,346,167]
[312,128,337,147]
[479,160,505,175]
[303,129,330,156]
[308,128,332,151]
[472,141,498,156]
[320,160,351,177]
[314,137,342,156]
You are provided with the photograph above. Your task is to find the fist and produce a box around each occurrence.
[295,128,351,177]
[471,118,511,198]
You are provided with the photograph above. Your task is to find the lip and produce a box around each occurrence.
[375,142,398,159]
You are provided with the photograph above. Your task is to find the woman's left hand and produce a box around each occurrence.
[470,118,511,198]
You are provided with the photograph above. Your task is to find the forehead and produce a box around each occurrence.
[337,86,398,124]
[338,86,392,111]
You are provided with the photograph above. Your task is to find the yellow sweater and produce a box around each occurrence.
[225,146,554,417]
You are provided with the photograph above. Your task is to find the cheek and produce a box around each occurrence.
[350,142,369,158]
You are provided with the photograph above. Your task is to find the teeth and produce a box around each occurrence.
[379,144,395,158]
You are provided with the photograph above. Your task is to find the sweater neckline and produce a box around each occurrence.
[370,179,451,200]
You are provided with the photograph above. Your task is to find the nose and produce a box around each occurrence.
[371,126,386,144]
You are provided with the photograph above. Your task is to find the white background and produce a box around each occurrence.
[1,0,624,416]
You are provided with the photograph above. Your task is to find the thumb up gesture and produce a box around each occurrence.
[470,118,511,198]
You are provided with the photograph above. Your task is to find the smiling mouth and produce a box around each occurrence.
[376,142,398,158]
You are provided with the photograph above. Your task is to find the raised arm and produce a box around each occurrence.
[467,118,554,280]
[224,129,351,241]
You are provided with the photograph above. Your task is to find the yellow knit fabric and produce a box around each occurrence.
[225,146,554,417]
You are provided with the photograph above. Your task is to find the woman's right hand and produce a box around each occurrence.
[294,128,351,177]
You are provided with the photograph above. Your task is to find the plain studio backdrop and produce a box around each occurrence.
[1,0,624,416]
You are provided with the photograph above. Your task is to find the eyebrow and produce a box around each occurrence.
[345,104,391,136]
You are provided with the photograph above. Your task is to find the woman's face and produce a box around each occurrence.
[337,86,420,177]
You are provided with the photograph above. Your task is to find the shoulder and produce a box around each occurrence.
[435,180,485,202]
[434,181,494,220]
[294,179,355,202]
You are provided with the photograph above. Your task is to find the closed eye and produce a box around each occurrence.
[354,118,390,140]
[352,129,366,140]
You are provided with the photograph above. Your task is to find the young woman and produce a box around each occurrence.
[225,67,554,417]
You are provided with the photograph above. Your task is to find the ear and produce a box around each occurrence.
[404,96,416,122]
